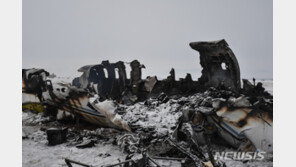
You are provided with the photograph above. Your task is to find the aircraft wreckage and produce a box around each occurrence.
[22,39,273,167]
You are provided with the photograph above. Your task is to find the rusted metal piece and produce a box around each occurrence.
[190,39,241,92]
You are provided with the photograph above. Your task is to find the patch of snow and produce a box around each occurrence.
[23,139,127,167]
[122,100,183,135]
[22,112,47,125]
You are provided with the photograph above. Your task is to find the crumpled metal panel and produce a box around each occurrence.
[212,105,273,153]
[44,81,131,131]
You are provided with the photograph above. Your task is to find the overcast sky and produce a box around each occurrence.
[23,0,272,80]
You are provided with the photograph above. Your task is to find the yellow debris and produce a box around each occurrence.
[22,103,45,113]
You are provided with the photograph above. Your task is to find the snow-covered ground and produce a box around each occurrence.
[22,112,128,167]
[22,80,273,167]
[23,137,185,167]
[23,139,126,167]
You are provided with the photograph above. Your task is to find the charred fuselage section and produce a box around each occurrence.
[72,60,127,100]
[71,39,242,102]
[190,39,241,92]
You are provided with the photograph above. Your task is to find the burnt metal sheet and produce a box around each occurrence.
[190,39,241,92]
[22,68,49,112]
[22,68,49,99]
[213,105,273,152]
[73,60,127,100]
[44,81,131,131]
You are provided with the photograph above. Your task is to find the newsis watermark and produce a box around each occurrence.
[214,151,267,161]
